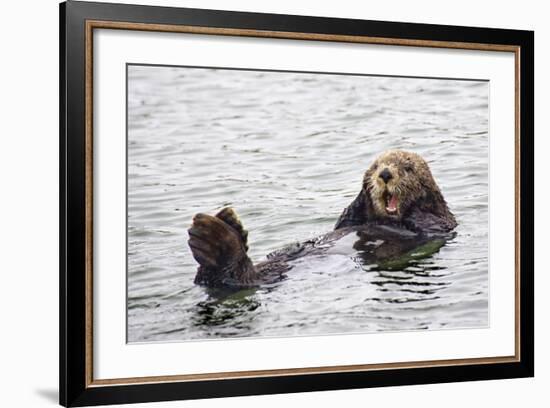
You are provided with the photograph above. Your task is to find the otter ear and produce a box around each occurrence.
[334,188,370,230]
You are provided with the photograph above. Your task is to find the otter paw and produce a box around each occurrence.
[188,213,247,269]
[215,207,249,251]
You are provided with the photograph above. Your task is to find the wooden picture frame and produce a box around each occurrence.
[60,1,534,406]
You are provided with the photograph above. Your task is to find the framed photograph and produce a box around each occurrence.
[60,1,534,406]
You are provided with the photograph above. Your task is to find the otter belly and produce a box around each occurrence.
[257,224,451,281]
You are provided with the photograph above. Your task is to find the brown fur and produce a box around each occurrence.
[335,150,457,233]
[190,210,256,286]
[189,150,457,288]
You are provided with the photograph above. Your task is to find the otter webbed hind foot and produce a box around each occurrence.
[215,207,249,251]
[188,209,256,288]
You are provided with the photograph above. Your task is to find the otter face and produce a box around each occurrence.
[365,150,435,220]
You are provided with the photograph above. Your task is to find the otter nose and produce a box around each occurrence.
[379,168,393,183]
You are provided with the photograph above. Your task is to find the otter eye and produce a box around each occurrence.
[404,164,414,173]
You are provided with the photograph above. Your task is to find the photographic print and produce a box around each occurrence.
[127,64,489,343]
[60,4,533,404]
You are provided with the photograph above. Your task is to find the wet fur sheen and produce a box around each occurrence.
[334,150,457,232]
[188,150,457,288]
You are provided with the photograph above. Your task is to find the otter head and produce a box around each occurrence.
[364,150,438,221]
[335,149,456,232]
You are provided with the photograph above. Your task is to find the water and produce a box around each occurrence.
[127,65,489,343]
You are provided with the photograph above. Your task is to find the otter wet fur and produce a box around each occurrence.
[188,150,457,288]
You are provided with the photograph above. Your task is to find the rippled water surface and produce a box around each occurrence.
[127,65,489,342]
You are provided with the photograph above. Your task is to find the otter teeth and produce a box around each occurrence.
[386,194,398,214]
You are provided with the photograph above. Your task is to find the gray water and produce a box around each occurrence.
[127,65,489,343]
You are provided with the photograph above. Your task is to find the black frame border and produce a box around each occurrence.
[60,1,534,406]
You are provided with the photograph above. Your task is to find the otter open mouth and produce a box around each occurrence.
[384,191,399,214]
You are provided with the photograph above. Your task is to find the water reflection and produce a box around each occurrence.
[193,288,261,329]
[188,228,454,336]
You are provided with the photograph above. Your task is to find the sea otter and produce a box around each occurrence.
[188,150,457,288]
